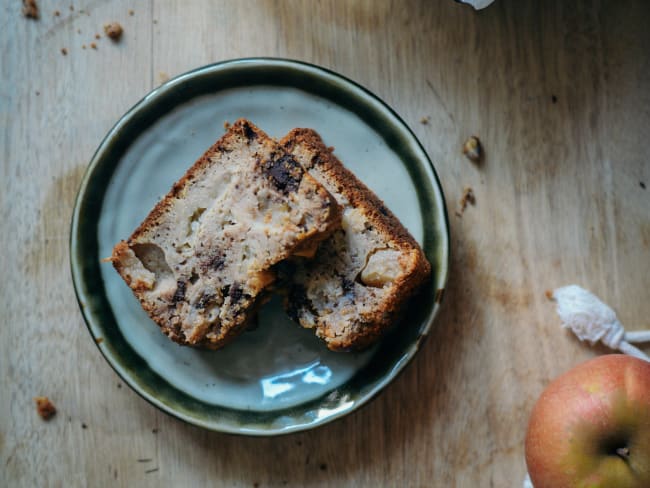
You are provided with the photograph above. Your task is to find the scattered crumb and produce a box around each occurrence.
[641,181,646,190]
[60,47,68,56]
[551,95,558,104]
[22,0,39,19]
[77,28,81,33]
[137,458,152,463]
[35,91,40,96]
[129,9,134,16]
[104,22,123,41]
[253,483,260,488]
[420,116,430,125]
[223,121,232,131]
[95,33,101,39]
[158,71,169,84]
[69,5,74,11]
[153,19,158,24]
[117,382,122,388]
[95,337,103,344]
[327,146,335,152]
[81,422,87,429]
[34,396,56,420]
[545,289,554,300]
[319,463,327,471]
[462,135,483,164]
[54,10,60,17]
[145,468,159,474]
[82,44,86,49]
[90,42,97,49]
[456,187,476,217]
[152,428,159,434]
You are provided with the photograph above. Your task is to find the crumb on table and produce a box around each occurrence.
[420,116,430,125]
[104,22,123,41]
[61,47,68,56]
[158,71,170,84]
[462,135,483,163]
[22,0,39,19]
[129,9,134,16]
[54,10,60,17]
[90,42,97,49]
[456,187,476,217]
[545,289,554,300]
[223,120,231,130]
[34,396,56,420]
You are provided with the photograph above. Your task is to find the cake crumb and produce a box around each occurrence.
[545,289,554,300]
[95,337,104,344]
[82,44,86,49]
[104,22,123,41]
[34,396,56,420]
[60,47,68,56]
[420,116,430,125]
[22,0,39,19]
[153,19,158,24]
[551,95,558,104]
[54,10,60,17]
[462,135,483,164]
[90,42,97,49]
[95,33,101,39]
[129,9,134,16]
[223,121,231,130]
[158,71,169,84]
[69,5,74,11]
[35,91,40,96]
[456,187,476,217]
[641,181,647,190]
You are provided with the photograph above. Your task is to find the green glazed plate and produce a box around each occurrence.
[70,58,450,435]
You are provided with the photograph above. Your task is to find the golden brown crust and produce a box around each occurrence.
[281,128,431,351]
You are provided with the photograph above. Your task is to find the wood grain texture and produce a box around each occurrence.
[1,0,649,486]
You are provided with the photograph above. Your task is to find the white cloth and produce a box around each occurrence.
[553,285,649,361]
[523,473,534,488]
[460,0,495,9]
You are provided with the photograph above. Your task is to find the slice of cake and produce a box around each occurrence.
[111,119,341,349]
[280,129,431,351]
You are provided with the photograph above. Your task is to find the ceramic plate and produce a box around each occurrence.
[70,58,449,435]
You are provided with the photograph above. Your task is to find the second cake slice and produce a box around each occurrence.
[111,119,341,349]
[281,129,431,351]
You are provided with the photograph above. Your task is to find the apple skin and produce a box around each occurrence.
[525,354,650,488]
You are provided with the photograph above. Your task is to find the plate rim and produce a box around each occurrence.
[70,57,450,436]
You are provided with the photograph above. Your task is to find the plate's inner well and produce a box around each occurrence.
[98,86,425,411]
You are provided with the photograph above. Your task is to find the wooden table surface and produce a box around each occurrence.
[2,0,649,486]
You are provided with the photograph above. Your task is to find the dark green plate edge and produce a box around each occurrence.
[70,58,450,435]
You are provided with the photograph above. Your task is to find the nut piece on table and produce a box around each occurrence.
[104,22,124,41]
[22,0,39,19]
[462,135,483,163]
[34,396,57,420]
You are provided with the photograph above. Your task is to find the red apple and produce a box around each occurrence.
[525,354,650,488]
